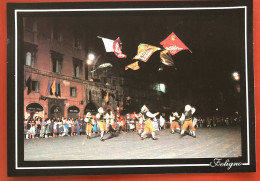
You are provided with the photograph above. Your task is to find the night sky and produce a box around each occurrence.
[52,8,245,116]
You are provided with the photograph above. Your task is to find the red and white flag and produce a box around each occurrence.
[113,37,127,58]
[99,36,127,58]
[160,32,189,56]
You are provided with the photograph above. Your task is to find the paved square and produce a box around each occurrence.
[24,126,241,160]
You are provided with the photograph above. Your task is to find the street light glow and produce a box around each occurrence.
[88,54,95,60]
[232,72,240,81]
[234,75,240,81]
[87,59,92,65]
[233,72,238,77]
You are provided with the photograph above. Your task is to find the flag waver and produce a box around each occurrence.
[99,36,127,58]
[133,44,161,62]
[125,61,140,70]
[160,32,189,56]
[160,50,175,66]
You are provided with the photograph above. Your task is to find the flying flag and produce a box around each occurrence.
[105,91,109,103]
[98,36,127,58]
[113,37,127,58]
[133,44,161,62]
[26,75,32,95]
[97,63,113,69]
[160,32,190,56]
[125,61,140,70]
[47,80,51,92]
[100,37,114,52]
[160,50,175,66]
[55,81,60,97]
[51,79,56,95]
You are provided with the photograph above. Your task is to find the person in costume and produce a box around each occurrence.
[170,112,181,134]
[134,112,143,136]
[108,111,118,138]
[105,112,110,133]
[180,105,196,138]
[85,112,93,139]
[96,107,106,141]
[140,105,159,140]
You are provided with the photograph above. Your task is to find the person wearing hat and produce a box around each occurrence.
[180,105,196,138]
[85,112,93,139]
[140,105,159,140]
[170,112,181,134]
[96,107,106,141]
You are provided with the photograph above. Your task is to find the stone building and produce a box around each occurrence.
[23,17,166,120]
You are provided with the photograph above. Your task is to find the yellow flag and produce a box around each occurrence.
[125,61,140,70]
[133,44,160,62]
[160,50,175,66]
[51,79,56,94]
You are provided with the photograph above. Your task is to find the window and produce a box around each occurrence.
[51,51,63,73]
[25,52,32,66]
[31,80,40,92]
[73,30,82,49]
[25,18,36,32]
[73,58,83,78]
[154,83,166,93]
[24,42,37,67]
[73,37,81,49]
[52,25,63,42]
[70,87,77,97]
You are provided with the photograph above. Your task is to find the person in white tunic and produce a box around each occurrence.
[140,105,159,140]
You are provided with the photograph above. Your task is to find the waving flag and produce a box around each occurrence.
[105,91,109,103]
[51,79,56,95]
[97,63,113,69]
[160,50,175,66]
[98,36,127,58]
[100,37,114,52]
[133,44,161,62]
[160,32,190,56]
[125,61,140,70]
[113,37,127,58]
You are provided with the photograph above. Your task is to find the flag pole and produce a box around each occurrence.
[188,49,192,53]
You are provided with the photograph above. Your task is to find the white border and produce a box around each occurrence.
[14,6,250,170]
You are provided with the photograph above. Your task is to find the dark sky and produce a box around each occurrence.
[54,8,245,115]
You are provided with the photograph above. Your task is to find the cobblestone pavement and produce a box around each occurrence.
[24,126,241,160]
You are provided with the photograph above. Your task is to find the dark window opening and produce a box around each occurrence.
[73,58,83,78]
[24,42,38,67]
[70,87,77,97]
[31,80,40,92]
[52,24,63,42]
[51,51,63,73]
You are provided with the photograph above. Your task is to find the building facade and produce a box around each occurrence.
[23,17,166,120]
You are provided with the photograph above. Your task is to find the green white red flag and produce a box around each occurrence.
[99,36,127,58]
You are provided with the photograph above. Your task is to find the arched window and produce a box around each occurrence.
[25,52,32,66]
